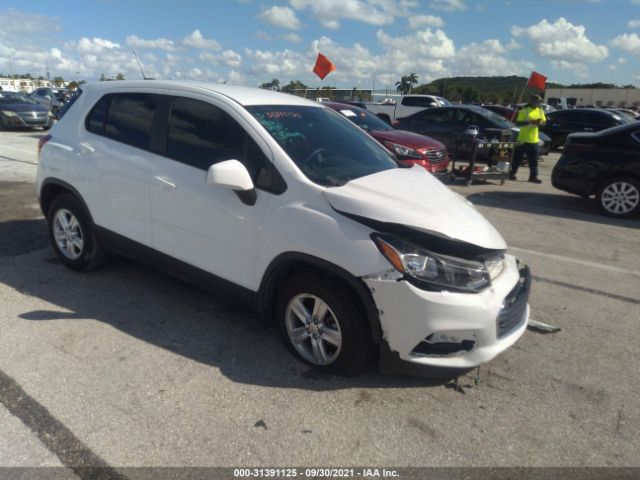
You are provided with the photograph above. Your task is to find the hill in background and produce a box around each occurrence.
[411,76,634,105]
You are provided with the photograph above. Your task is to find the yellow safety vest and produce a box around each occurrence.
[516,106,546,144]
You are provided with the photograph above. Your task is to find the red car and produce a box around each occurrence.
[325,102,450,173]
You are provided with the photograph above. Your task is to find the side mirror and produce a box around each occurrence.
[206,160,256,205]
[206,159,254,191]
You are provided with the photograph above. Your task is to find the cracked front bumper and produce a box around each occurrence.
[365,255,529,371]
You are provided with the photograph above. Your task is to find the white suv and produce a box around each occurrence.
[37,81,530,376]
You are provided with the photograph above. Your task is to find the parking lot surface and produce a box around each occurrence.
[1,130,639,470]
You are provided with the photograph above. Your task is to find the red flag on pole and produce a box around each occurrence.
[313,53,336,80]
[526,71,547,91]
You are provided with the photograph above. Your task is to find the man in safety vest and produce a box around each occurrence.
[509,94,546,184]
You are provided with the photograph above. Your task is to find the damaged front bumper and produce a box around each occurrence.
[364,255,530,373]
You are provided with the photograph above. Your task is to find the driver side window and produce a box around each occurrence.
[166,97,268,180]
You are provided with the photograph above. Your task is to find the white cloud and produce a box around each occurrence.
[611,33,640,55]
[256,31,274,41]
[408,15,444,29]
[281,33,303,43]
[182,30,221,50]
[290,0,396,29]
[377,28,455,59]
[512,17,608,62]
[257,6,302,29]
[629,19,640,28]
[452,39,533,76]
[550,60,588,77]
[66,37,121,54]
[199,50,243,68]
[428,0,467,12]
[126,35,178,52]
[618,57,627,64]
[0,8,61,38]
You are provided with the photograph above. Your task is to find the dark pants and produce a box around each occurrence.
[511,142,539,180]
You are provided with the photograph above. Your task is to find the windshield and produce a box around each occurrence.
[248,105,398,187]
[0,93,38,105]
[334,106,392,132]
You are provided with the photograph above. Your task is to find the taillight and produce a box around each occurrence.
[38,135,52,156]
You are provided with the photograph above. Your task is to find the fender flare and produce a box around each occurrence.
[258,252,382,343]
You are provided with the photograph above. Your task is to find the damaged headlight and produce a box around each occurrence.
[372,234,504,292]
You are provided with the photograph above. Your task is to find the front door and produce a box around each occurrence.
[149,95,271,290]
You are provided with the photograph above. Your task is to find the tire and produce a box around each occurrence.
[276,271,374,376]
[47,194,107,271]
[596,176,640,218]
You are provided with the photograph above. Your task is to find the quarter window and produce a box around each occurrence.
[85,94,111,135]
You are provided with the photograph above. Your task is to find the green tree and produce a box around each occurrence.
[259,78,280,90]
[406,73,418,93]
[52,76,65,87]
[99,73,106,81]
[115,72,125,80]
[281,80,308,94]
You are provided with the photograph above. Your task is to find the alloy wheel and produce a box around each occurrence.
[285,294,342,366]
[601,181,640,215]
[53,208,84,260]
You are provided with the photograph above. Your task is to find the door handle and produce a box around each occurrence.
[77,142,95,154]
[153,176,176,190]
[584,127,594,132]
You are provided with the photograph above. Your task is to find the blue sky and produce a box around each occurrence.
[1,0,639,89]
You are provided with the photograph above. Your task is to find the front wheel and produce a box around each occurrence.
[276,272,374,375]
[596,177,640,218]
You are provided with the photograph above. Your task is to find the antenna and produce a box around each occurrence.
[132,50,147,80]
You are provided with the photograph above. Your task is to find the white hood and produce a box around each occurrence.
[324,167,506,250]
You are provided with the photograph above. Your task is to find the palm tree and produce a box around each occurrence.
[407,73,418,94]
[395,76,409,95]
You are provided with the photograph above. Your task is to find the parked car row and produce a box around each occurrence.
[325,102,450,173]
[394,105,551,159]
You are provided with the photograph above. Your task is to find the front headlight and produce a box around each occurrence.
[1,110,19,117]
[372,234,504,292]
[384,142,422,159]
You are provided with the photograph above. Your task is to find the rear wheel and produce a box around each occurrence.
[597,177,640,218]
[47,194,107,271]
[276,272,374,375]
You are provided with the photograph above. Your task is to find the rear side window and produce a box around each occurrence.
[167,97,268,179]
[104,93,158,150]
[583,112,615,127]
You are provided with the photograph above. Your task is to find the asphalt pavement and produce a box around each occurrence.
[0,130,639,474]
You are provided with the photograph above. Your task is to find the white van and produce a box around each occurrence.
[37,81,530,376]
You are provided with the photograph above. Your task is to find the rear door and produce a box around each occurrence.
[74,92,158,246]
[403,108,457,150]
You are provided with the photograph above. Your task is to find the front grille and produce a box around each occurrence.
[497,265,531,339]
[18,111,47,121]
[424,147,447,164]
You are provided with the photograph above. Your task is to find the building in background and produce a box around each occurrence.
[545,88,640,109]
[0,77,59,93]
